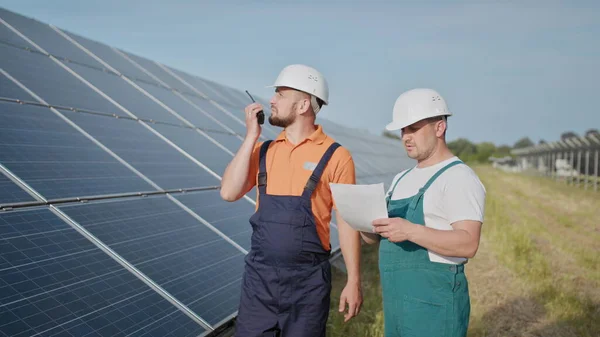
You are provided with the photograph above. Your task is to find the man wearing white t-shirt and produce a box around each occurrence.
[362,88,486,337]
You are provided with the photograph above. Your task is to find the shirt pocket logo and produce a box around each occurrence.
[303,161,317,171]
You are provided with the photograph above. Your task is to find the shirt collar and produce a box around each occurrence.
[274,124,327,145]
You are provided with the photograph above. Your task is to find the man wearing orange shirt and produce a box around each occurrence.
[220,64,363,337]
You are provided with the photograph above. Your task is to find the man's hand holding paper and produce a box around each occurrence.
[329,183,388,233]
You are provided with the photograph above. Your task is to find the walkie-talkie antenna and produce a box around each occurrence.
[245,90,265,125]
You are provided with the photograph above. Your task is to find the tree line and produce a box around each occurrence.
[381,129,599,164]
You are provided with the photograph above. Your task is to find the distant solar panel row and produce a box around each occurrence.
[0,7,412,336]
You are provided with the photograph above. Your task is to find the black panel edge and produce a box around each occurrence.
[0,186,220,211]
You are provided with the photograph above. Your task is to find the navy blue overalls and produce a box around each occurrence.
[234,140,341,337]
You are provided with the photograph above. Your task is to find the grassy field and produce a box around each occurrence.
[326,165,600,337]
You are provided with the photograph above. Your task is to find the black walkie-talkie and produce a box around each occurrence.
[245,90,265,125]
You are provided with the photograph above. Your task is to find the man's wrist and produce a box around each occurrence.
[406,221,423,242]
[346,274,361,285]
[243,135,258,145]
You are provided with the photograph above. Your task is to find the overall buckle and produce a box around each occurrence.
[305,175,319,192]
[258,172,267,186]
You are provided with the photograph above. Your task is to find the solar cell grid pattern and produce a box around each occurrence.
[58,196,246,326]
[62,109,221,190]
[182,94,248,136]
[0,6,414,336]
[0,43,124,116]
[0,100,156,200]
[0,174,34,205]
[130,81,243,153]
[174,190,255,251]
[0,208,205,337]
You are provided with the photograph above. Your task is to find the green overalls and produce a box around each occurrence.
[379,160,470,337]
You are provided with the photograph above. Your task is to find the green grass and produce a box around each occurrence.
[477,166,599,336]
[326,165,599,337]
[326,243,383,337]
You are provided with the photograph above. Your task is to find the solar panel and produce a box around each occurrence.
[0,22,27,48]
[198,78,249,108]
[118,52,201,99]
[0,208,206,337]
[0,9,106,68]
[165,67,238,105]
[2,35,241,178]
[329,224,341,251]
[174,190,255,251]
[0,42,124,116]
[58,196,246,327]
[0,6,413,336]
[0,173,34,205]
[62,63,187,125]
[160,67,275,141]
[184,94,248,136]
[0,100,155,200]
[62,109,221,190]
[28,27,248,155]
[131,81,244,153]
[62,31,162,85]
[150,124,237,176]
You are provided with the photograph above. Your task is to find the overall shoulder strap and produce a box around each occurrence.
[408,160,463,210]
[302,142,341,199]
[387,168,413,198]
[257,140,273,195]
[421,160,463,192]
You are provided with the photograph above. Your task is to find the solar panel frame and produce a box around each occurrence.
[0,169,35,205]
[0,20,31,48]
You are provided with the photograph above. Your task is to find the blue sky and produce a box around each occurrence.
[1,0,598,146]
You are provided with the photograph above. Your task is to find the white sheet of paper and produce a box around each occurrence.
[329,183,388,233]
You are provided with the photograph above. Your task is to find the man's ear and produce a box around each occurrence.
[296,94,312,115]
[436,119,447,138]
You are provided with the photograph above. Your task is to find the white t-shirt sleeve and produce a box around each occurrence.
[442,167,486,225]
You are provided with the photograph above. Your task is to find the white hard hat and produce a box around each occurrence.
[267,64,329,114]
[385,88,451,131]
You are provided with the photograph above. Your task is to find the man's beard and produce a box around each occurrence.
[269,113,296,128]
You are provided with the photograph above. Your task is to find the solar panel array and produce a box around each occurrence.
[0,7,412,337]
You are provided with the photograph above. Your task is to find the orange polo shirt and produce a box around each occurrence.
[246,125,356,250]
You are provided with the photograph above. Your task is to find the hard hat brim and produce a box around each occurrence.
[265,84,329,105]
[385,113,451,131]
[385,120,407,131]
